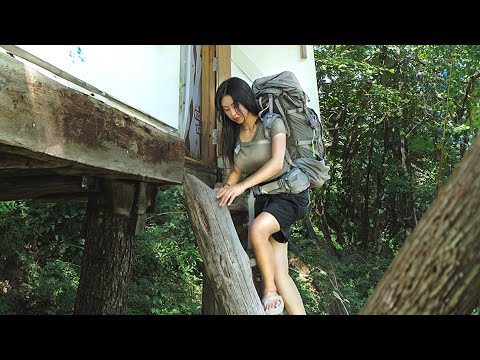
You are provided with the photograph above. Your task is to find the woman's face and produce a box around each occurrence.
[220,95,248,124]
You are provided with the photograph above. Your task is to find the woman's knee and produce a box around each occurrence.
[249,212,281,248]
[249,218,274,245]
[249,221,265,245]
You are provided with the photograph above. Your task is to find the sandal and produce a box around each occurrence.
[261,294,284,315]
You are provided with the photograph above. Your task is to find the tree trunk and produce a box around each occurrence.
[313,196,340,257]
[183,173,264,315]
[359,134,374,249]
[202,273,224,315]
[360,136,480,314]
[74,180,138,314]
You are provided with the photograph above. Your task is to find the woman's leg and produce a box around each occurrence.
[270,238,306,315]
[249,211,281,311]
[249,211,306,314]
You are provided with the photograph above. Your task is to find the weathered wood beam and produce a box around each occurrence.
[217,45,231,89]
[201,45,216,167]
[183,173,264,315]
[0,175,98,201]
[184,156,217,188]
[0,51,185,185]
[0,45,179,135]
[0,150,62,170]
[216,45,231,162]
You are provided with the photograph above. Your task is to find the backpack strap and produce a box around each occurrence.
[286,108,304,115]
[251,178,287,195]
[251,167,309,196]
[261,113,295,168]
[301,92,309,113]
[246,189,255,255]
[262,112,291,139]
[274,96,287,120]
[261,113,275,141]
[284,148,295,167]
[295,134,321,158]
[257,95,270,119]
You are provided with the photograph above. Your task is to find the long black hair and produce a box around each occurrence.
[214,77,261,167]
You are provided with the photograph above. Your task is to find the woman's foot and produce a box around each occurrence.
[262,291,284,315]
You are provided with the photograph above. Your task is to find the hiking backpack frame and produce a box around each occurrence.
[251,71,330,194]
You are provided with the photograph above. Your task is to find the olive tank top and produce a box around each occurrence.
[234,117,290,182]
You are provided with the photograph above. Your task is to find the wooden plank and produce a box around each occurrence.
[183,173,264,315]
[0,175,98,201]
[217,45,231,87]
[0,51,185,186]
[200,45,216,167]
[207,45,216,166]
[184,156,216,188]
[215,45,231,163]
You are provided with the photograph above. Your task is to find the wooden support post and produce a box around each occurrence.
[134,182,147,236]
[183,173,264,315]
[74,179,138,315]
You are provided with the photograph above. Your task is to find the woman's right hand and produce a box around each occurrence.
[216,183,245,207]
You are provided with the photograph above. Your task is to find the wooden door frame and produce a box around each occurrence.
[185,45,231,187]
[200,45,216,167]
[215,45,231,169]
[200,44,231,167]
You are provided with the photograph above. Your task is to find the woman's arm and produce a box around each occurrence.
[224,163,242,187]
[217,132,286,207]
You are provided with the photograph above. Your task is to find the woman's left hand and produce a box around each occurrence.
[216,184,244,207]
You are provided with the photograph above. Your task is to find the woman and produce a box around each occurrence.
[214,77,309,315]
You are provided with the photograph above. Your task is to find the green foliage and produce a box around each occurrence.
[127,186,202,315]
[288,225,393,315]
[0,186,203,315]
[315,45,480,253]
[0,200,85,314]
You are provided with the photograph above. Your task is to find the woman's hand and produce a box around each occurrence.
[216,183,245,207]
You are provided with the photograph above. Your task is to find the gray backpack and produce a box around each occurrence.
[251,71,330,194]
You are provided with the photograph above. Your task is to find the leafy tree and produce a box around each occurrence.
[313,45,480,255]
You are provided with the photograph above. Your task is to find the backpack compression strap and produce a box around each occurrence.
[251,178,288,196]
[246,190,255,256]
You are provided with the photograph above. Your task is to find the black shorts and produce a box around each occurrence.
[254,189,310,243]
